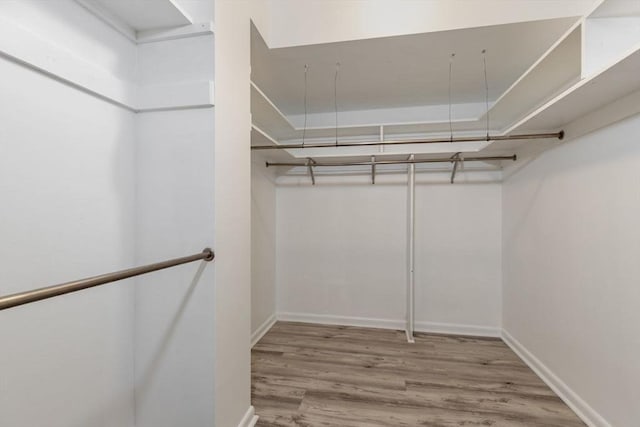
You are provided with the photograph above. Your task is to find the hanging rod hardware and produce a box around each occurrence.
[267,154,516,168]
[306,157,316,185]
[450,152,463,184]
[371,155,376,184]
[251,131,563,151]
[0,248,215,311]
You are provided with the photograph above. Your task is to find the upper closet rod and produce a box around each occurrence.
[266,154,516,168]
[252,131,563,150]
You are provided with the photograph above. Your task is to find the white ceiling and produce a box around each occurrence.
[251,17,578,115]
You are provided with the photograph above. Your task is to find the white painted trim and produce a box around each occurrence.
[237,406,258,427]
[136,81,215,112]
[278,312,405,330]
[416,321,501,338]
[277,312,500,338]
[137,22,215,44]
[502,329,612,427]
[251,314,276,348]
[251,124,280,146]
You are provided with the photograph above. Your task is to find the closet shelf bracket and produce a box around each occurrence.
[371,155,376,184]
[306,157,316,185]
[450,152,463,184]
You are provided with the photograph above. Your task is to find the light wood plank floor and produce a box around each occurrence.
[252,322,585,427]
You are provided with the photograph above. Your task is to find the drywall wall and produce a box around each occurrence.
[0,2,220,426]
[277,183,407,325]
[0,5,136,426]
[415,182,502,335]
[276,175,502,334]
[214,0,255,426]
[133,24,216,427]
[251,159,277,341]
[134,107,215,427]
[503,113,640,427]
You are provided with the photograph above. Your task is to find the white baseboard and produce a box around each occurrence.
[502,329,611,427]
[277,312,499,338]
[251,313,277,348]
[237,405,258,427]
[415,320,500,337]
[277,312,405,330]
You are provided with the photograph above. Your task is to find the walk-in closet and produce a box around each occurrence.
[250,1,640,426]
[1,1,638,427]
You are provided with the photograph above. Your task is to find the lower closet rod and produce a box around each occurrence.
[266,154,516,168]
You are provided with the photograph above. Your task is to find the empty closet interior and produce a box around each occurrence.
[250,1,640,426]
[2,1,639,426]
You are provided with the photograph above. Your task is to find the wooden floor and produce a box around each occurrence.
[252,322,585,427]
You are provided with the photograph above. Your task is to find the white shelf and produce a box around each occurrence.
[75,0,212,44]
[251,80,492,149]
[510,45,640,132]
[251,83,298,141]
[488,23,582,132]
[252,2,640,168]
[498,0,640,137]
[93,0,191,31]
[582,0,640,78]
[589,0,640,18]
[251,80,492,160]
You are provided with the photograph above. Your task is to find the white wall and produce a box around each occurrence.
[214,1,254,426]
[0,2,220,426]
[251,160,277,339]
[276,174,502,334]
[502,113,640,427]
[134,107,215,427]
[415,182,502,335]
[133,22,216,427]
[0,3,136,426]
[276,183,407,325]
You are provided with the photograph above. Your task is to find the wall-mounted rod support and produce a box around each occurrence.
[371,155,376,184]
[306,157,316,185]
[267,154,516,168]
[450,152,462,184]
[252,131,563,151]
[0,248,215,311]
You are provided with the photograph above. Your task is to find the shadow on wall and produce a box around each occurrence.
[134,261,209,409]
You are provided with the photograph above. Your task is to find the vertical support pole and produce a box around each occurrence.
[406,155,415,343]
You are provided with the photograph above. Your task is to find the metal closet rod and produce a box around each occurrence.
[252,130,563,150]
[266,154,516,168]
[0,248,215,311]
